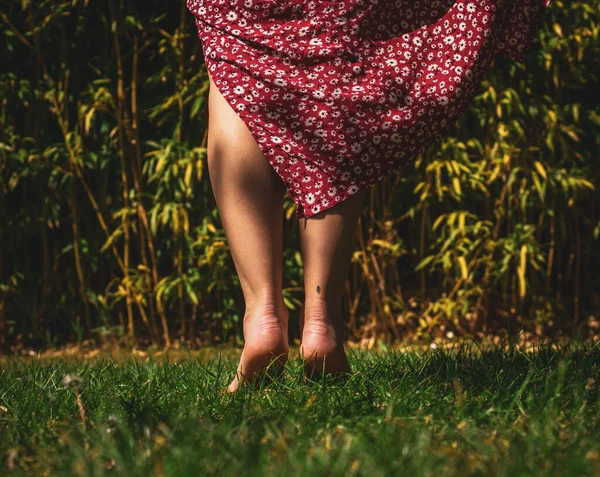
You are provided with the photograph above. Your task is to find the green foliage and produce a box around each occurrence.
[0,342,599,475]
[0,0,598,347]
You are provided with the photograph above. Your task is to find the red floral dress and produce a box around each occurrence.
[186,0,550,218]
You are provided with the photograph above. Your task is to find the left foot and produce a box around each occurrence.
[227,305,289,392]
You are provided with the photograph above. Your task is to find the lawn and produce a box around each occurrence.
[1,340,599,476]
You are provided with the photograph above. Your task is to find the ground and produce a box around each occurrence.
[1,340,599,476]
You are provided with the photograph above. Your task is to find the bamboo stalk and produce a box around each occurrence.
[131,35,160,345]
[177,0,186,142]
[177,212,185,338]
[419,202,427,302]
[70,185,91,334]
[0,246,4,347]
[108,0,135,340]
[39,200,50,331]
[574,208,581,324]
[356,218,379,339]
[472,168,510,328]
[546,189,556,295]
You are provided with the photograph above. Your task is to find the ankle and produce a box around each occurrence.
[244,298,289,321]
[303,297,342,318]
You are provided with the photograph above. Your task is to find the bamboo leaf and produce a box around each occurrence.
[100,226,123,253]
[415,255,434,272]
[457,256,468,280]
[452,177,462,197]
[534,161,547,180]
[518,245,527,298]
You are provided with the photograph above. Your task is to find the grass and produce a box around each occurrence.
[1,340,599,476]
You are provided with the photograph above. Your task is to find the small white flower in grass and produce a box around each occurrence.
[62,373,83,390]
[106,415,118,434]
[62,373,87,430]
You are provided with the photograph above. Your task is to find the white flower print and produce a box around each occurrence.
[186,0,548,218]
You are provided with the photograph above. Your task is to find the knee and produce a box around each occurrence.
[206,133,235,173]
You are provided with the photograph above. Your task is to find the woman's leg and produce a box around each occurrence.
[298,188,366,376]
[206,74,289,392]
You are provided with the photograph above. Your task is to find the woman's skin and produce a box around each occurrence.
[206,73,366,392]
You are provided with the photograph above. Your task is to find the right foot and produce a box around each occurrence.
[299,306,350,378]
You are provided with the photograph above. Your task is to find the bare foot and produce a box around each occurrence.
[299,306,350,378]
[227,307,289,393]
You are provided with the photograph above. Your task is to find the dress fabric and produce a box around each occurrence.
[186,0,550,219]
